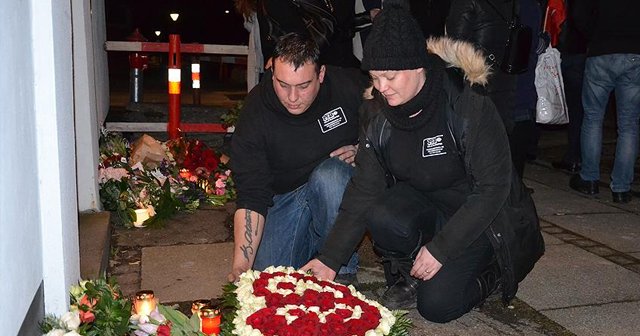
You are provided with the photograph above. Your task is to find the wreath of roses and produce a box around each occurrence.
[222,266,411,336]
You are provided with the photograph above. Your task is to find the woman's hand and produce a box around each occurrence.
[410,246,442,281]
[300,259,337,281]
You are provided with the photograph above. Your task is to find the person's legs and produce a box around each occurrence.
[610,54,640,194]
[366,183,439,309]
[254,185,312,271]
[509,119,536,179]
[560,53,586,166]
[306,157,358,274]
[579,55,616,183]
[416,234,494,323]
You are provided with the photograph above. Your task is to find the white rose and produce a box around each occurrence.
[44,329,65,336]
[60,311,81,330]
[63,331,82,336]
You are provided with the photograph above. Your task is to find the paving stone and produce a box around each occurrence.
[518,244,640,310]
[547,213,640,254]
[605,254,638,266]
[541,231,564,246]
[530,182,621,218]
[116,208,231,247]
[141,243,233,303]
[541,301,640,336]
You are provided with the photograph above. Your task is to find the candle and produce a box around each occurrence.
[200,306,221,335]
[179,168,191,179]
[191,299,210,317]
[134,208,150,227]
[134,290,157,316]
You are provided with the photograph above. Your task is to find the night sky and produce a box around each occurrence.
[105,0,248,45]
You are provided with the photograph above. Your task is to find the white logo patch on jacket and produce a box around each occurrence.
[318,107,347,133]
[422,135,447,157]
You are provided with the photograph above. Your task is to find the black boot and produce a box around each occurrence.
[475,259,502,307]
[374,242,422,310]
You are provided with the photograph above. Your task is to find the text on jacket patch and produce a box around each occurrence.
[318,107,347,133]
[423,135,447,157]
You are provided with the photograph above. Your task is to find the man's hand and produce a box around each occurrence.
[300,259,337,281]
[410,246,443,281]
[330,144,358,166]
[227,265,251,282]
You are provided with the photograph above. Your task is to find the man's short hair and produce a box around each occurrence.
[273,32,322,73]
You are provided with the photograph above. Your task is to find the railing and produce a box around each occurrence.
[104,35,250,137]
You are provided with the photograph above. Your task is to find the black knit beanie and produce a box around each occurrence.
[361,0,429,71]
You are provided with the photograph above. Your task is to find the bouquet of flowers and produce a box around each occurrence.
[40,277,206,336]
[40,278,132,336]
[98,130,235,228]
[221,266,412,336]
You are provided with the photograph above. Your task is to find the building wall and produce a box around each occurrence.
[0,0,81,333]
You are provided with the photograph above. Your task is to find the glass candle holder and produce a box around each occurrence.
[191,299,210,317]
[134,290,156,316]
[134,208,149,227]
[200,306,221,335]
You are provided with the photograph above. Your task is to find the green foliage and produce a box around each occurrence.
[219,282,239,335]
[82,278,132,336]
[220,100,243,128]
[157,305,205,336]
[388,310,413,336]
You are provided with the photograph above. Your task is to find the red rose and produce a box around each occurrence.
[157,324,171,336]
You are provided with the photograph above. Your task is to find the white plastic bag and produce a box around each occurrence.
[535,46,569,124]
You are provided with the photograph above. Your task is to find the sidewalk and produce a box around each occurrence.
[106,91,640,335]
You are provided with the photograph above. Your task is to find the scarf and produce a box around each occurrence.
[382,54,446,131]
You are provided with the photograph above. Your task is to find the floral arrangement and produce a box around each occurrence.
[221,266,412,336]
[40,278,132,336]
[98,130,235,227]
[40,278,206,336]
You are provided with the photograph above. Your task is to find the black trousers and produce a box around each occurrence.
[366,183,494,323]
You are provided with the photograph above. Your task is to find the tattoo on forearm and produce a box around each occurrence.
[240,210,255,262]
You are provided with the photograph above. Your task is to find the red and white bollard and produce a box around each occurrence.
[167,34,182,139]
[191,57,201,105]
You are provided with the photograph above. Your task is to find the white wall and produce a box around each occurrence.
[0,0,43,332]
[74,0,104,212]
[0,0,81,333]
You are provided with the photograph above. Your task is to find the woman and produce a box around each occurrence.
[303,0,544,323]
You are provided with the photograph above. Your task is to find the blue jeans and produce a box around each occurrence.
[580,54,640,192]
[253,157,358,274]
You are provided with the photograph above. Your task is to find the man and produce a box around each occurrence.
[569,0,640,203]
[228,32,368,283]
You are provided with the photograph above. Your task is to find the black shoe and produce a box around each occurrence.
[570,175,599,195]
[380,277,418,310]
[552,161,581,174]
[334,273,358,286]
[612,191,632,204]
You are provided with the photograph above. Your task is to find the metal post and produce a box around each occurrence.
[167,34,182,139]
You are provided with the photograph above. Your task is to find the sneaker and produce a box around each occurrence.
[334,273,358,286]
[379,278,418,310]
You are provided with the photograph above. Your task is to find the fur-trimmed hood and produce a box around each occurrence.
[363,36,491,99]
[426,36,490,86]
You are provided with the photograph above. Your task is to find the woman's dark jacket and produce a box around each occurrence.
[318,37,544,303]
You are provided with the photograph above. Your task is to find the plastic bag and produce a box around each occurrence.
[535,46,569,124]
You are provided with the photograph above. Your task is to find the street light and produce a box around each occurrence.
[170,13,179,22]
[154,30,161,37]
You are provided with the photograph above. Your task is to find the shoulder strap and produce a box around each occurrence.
[369,113,396,187]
